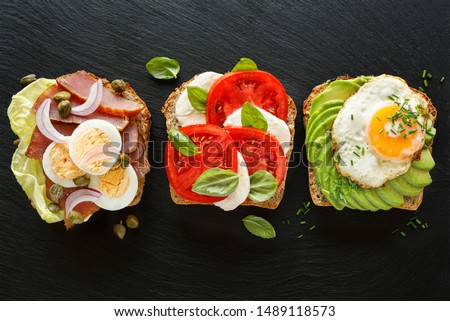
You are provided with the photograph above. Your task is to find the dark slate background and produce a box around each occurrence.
[0,0,449,300]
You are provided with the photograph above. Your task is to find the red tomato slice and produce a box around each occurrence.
[165,124,239,203]
[206,70,289,126]
[226,127,286,186]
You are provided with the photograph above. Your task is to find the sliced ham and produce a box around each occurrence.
[130,134,150,179]
[32,84,129,131]
[57,71,145,117]
[26,122,77,159]
[121,119,138,153]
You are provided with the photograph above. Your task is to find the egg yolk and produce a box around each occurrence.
[368,105,424,160]
[100,166,130,198]
[50,143,85,179]
[73,128,114,173]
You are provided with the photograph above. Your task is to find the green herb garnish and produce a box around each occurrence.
[192,168,239,197]
[248,170,278,202]
[242,215,276,239]
[168,128,200,156]
[187,86,208,113]
[146,57,180,80]
[241,102,268,131]
[232,57,258,72]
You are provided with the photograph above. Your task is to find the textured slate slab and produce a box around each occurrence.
[0,0,448,300]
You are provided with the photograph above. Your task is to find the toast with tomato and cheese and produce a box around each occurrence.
[162,61,297,210]
[8,71,151,228]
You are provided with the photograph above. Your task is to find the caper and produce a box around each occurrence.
[73,175,90,187]
[114,221,126,239]
[53,91,72,102]
[20,74,37,86]
[111,79,126,92]
[57,100,72,118]
[49,184,64,202]
[125,214,139,229]
[119,153,131,168]
[67,210,84,225]
[48,203,61,213]
[13,139,20,146]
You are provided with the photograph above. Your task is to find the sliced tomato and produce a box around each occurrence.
[165,124,239,203]
[226,127,286,185]
[206,70,289,126]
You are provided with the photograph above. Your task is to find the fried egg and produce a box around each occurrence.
[69,119,122,176]
[332,75,427,188]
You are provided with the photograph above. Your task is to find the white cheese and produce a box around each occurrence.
[175,71,223,126]
[223,106,291,155]
[214,152,250,211]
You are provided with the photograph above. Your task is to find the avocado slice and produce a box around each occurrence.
[309,80,360,117]
[362,188,392,211]
[388,177,423,197]
[348,188,378,211]
[308,99,343,124]
[319,143,345,210]
[306,114,338,156]
[375,184,404,207]
[341,189,364,210]
[412,148,435,171]
[402,166,432,188]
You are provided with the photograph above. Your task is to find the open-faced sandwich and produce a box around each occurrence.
[304,75,437,211]
[162,59,297,210]
[8,71,151,228]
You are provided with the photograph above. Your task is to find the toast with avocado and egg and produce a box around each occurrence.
[162,59,297,210]
[304,75,437,211]
[8,71,151,229]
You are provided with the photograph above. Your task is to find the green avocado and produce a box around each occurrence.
[362,188,392,211]
[387,177,423,197]
[402,166,432,187]
[375,184,404,207]
[412,149,435,171]
[306,76,434,211]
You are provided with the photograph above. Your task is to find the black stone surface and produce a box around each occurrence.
[0,0,448,300]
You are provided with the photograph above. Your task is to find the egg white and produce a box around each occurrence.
[69,119,122,176]
[332,75,427,188]
[89,165,138,211]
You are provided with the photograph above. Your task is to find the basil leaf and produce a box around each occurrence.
[241,102,268,131]
[242,215,276,239]
[187,86,208,113]
[232,58,258,72]
[248,170,278,202]
[168,128,199,156]
[192,168,239,196]
[146,57,180,80]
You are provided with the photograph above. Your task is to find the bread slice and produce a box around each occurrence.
[303,76,437,211]
[162,73,297,209]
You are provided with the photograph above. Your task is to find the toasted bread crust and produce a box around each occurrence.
[162,73,297,209]
[303,76,437,210]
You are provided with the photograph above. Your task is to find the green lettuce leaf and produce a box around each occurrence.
[7,78,64,223]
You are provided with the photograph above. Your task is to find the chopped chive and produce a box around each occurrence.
[297,234,304,239]
[409,129,417,134]
[424,79,428,87]
[403,133,407,139]
[351,160,354,166]
[287,219,291,225]
[392,229,399,234]
[303,208,311,215]
[351,114,354,120]
[337,153,341,163]
[356,145,361,149]
[400,231,406,237]
[306,201,311,208]
[440,76,445,83]
[353,151,360,158]
[282,220,286,224]
[309,225,316,231]
[300,221,306,225]
[422,69,427,78]
[390,129,397,135]
[376,116,381,121]
[296,209,302,215]
[379,129,384,134]
[361,148,365,156]
[418,86,424,92]
[427,73,432,79]
[421,224,427,230]
[415,218,421,225]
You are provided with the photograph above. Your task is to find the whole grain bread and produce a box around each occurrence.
[303,76,437,211]
[162,73,297,209]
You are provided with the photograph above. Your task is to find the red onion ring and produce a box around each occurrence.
[65,188,102,219]
[36,99,70,143]
[71,79,103,116]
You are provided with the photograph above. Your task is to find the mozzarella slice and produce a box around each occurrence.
[223,106,291,155]
[214,152,250,211]
[175,71,223,126]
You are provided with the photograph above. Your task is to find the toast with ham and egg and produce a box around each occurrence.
[162,66,297,210]
[8,71,150,228]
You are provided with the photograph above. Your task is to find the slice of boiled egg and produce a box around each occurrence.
[89,165,138,211]
[223,105,291,155]
[42,142,86,188]
[69,119,122,176]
